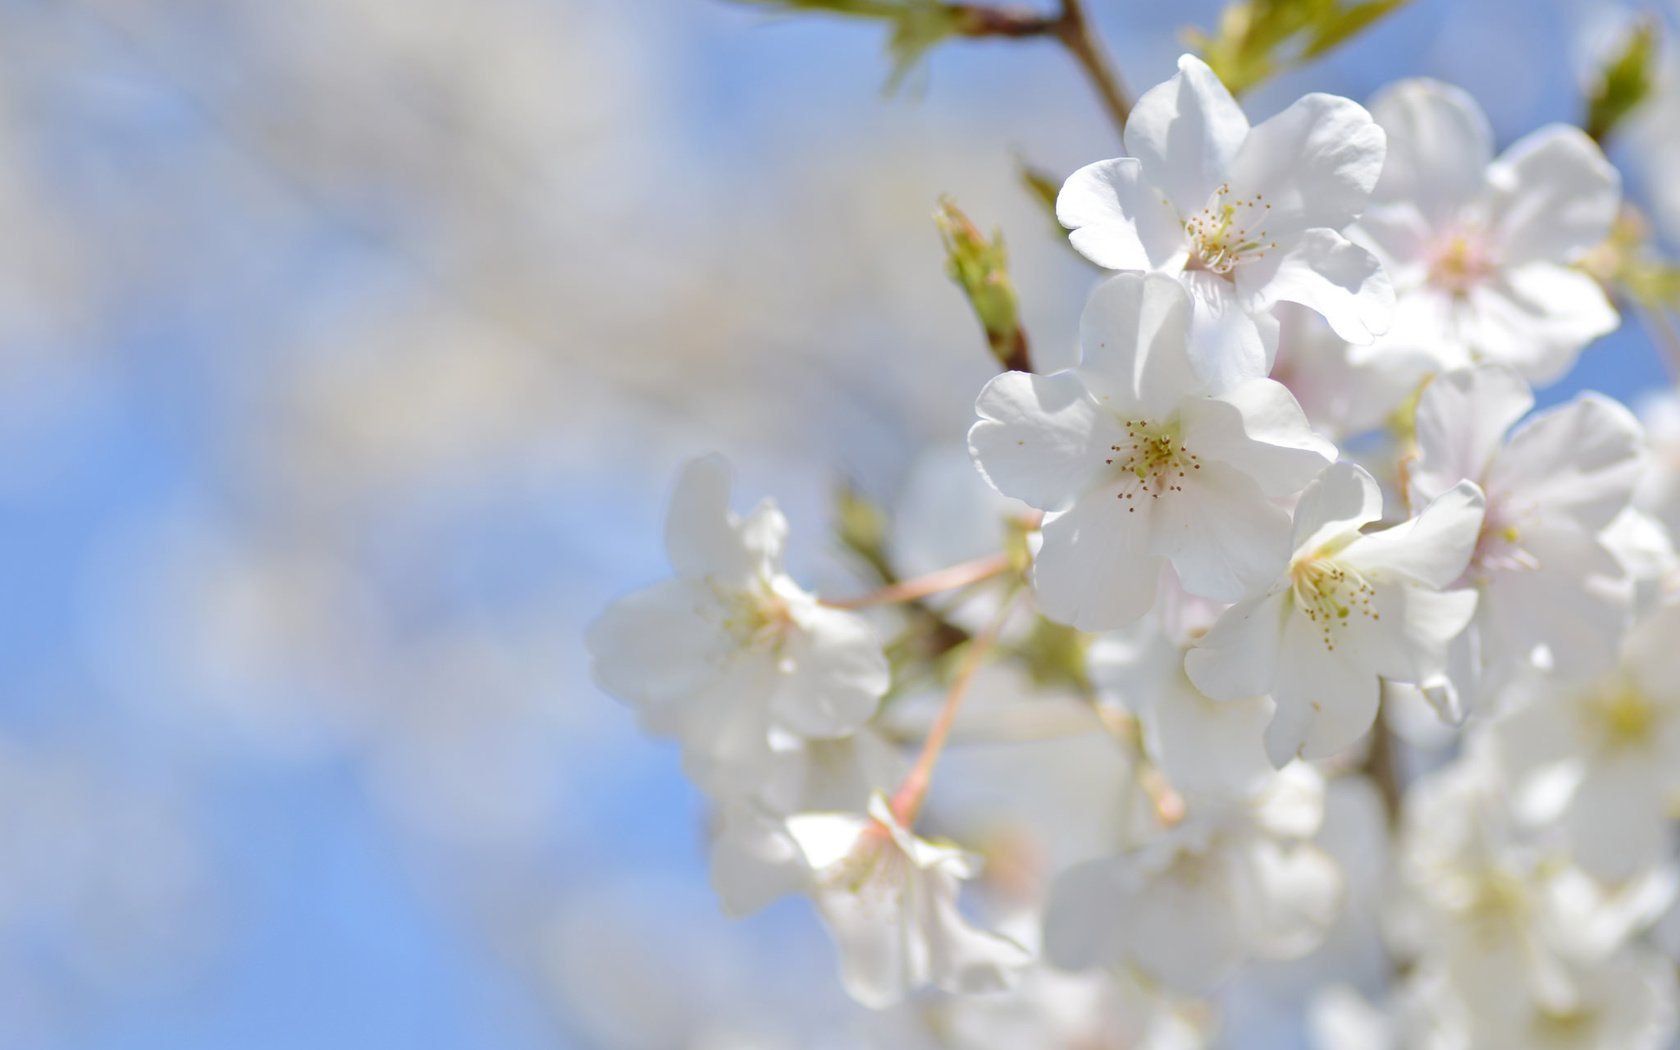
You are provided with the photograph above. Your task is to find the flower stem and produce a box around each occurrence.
[890,587,1019,824]
[948,1,1132,140]
[1050,0,1132,138]
[824,551,1012,610]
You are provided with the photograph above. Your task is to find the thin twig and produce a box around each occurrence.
[947,1,1132,140]
[890,588,1019,823]
[824,551,1012,610]
[1641,305,1680,382]
[1050,0,1132,137]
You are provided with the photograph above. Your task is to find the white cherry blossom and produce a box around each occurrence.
[1056,54,1392,387]
[587,455,889,785]
[1353,79,1621,384]
[1492,601,1680,882]
[969,273,1334,631]
[784,793,1029,1008]
[1186,461,1483,764]
[1043,765,1341,993]
[1408,366,1646,718]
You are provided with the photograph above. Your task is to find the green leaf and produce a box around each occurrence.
[1190,0,1411,95]
[1585,18,1660,144]
[1303,0,1410,59]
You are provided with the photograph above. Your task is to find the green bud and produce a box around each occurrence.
[1189,0,1410,96]
[1585,18,1661,144]
[934,196,1030,372]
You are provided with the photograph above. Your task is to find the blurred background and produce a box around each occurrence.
[1,0,1675,1046]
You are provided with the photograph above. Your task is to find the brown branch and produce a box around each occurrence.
[949,0,1132,140]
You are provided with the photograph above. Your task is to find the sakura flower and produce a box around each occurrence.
[1391,751,1675,1012]
[1057,54,1392,387]
[1492,601,1680,882]
[969,273,1335,631]
[1408,366,1646,717]
[1353,79,1621,384]
[1186,462,1483,764]
[1088,572,1276,801]
[1043,765,1342,994]
[1270,303,1431,442]
[587,455,889,785]
[783,793,1028,1008]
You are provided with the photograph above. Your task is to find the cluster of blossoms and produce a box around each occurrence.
[591,54,1680,1049]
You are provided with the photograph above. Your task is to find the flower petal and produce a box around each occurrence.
[1032,494,1161,630]
[1123,54,1250,216]
[1411,365,1533,505]
[1289,461,1384,556]
[1270,613,1381,762]
[1182,268,1276,389]
[771,604,889,738]
[1484,124,1620,266]
[1491,392,1645,532]
[1225,92,1386,238]
[1150,460,1291,602]
[1181,378,1336,497]
[666,454,780,584]
[1185,589,1289,702]
[1076,272,1201,414]
[1240,228,1394,344]
[970,370,1118,511]
[1342,480,1484,589]
[1457,264,1620,384]
[1059,158,1186,270]
[1368,79,1495,221]
[586,578,732,729]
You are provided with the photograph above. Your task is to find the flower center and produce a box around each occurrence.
[1583,682,1656,750]
[1183,185,1275,277]
[1288,552,1378,652]
[1104,418,1200,512]
[1428,231,1495,295]
[1469,498,1538,580]
[717,580,797,650]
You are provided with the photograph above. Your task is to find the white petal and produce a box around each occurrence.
[1269,613,1381,763]
[666,454,781,584]
[1342,480,1484,589]
[1120,847,1247,992]
[1457,264,1620,383]
[1146,671,1276,798]
[710,804,809,917]
[1032,493,1161,630]
[1411,365,1533,504]
[1354,584,1479,684]
[1123,54,1250,216]
[1478,533,1629,680]
[1150,461,1292,602]
[1076,272,1201,415]
[1232,838,1343,959]
[1185,589,1289,701]
[1182,268,1275,389]
[1241,228,1394,343]
[1485,124,1620,265]
[970,370,1118,511]
[1043,857,1132,970]
[1368,78,1495,221]
[586,578,732,729]
[1566,760,1673,883]
[786,811,871,871]
[1225,93,1386,238]
[1058,158,1186,270]
[1492,392,1645,532]
[1289,461,1384,556]
[771,605,888,738]
[1180,379,1337,497]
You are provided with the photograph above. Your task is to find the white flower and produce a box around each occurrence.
[785,793,1029,1009]
[1043,765,1342,994]
[587,455,889,785]
[969,273,1335,631]
[1088,577,1276,801]
[1408,366,1647,718]
[1056,54,1392,387]
[1492,601,1680,882]
[1392,751,1675,1013]
[1186,462,1484,764]
[1353,79,1620,384]
[1270,303,1431,442]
